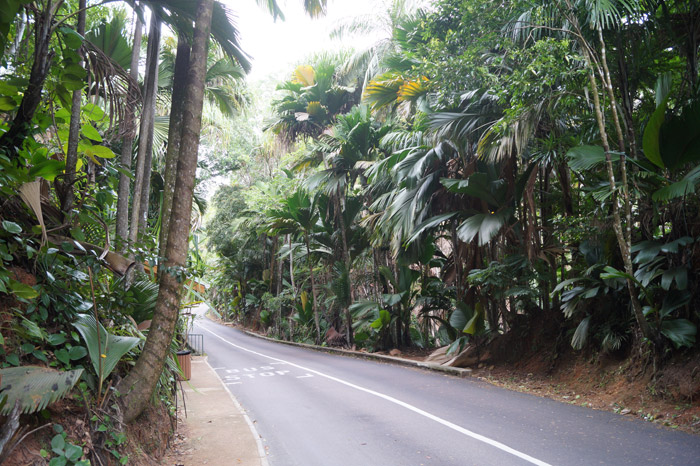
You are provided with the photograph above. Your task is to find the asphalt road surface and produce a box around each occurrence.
[192,309,700,466]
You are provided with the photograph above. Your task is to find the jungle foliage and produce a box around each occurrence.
[206,0,700,363]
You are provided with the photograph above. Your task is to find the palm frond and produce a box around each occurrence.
[0,367,83,415]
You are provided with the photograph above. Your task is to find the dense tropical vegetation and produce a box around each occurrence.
[207,0,700,362]
[0,0,324,463]
[1,0,699,462]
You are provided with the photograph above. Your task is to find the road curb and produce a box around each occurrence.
[238,327,472,378]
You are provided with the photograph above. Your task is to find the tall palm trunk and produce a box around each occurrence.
[128,12,160,255]
[336,194,354,345]
[60,0,86,214]
[158,35,190,261]
[560,0,655,343]
[288,234,295,292]
[119,0,214,423]
[116,13,143,251]
[305,233,321,343]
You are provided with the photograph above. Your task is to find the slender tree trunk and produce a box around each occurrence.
[288,234,295,293]
[116,13,143,251]
[158,36,191,261]
[336,194,354,345]
[561,0,656,343]
[0,2,59,156]
[586,65,653,342]
[60,0,86,214]
[305,233,321,343]
[129,12,160,255]
[119,0,214,423]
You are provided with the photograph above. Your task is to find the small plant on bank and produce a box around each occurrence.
[39,424,89,466]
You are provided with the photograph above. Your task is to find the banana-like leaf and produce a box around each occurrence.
[642,87,670,169]
[0,366,83,415]
[73,314,140,383]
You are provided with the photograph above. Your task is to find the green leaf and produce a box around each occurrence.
[9,279,38,299]
[600,266,633,281]
[64,444,83,462]
[2,220,21,234]
[82,103,106,121]
[63,78,85,92]
[449,302,472,332]
[642,95,669,169]
[80,124,102,142]
[6,353,19,366]
[72,314,141,384]
[652,166,700,202]
[49,456,67,466]
[68,346,88,361]
[90,145,116,159]
[0,95,16,111]
[661,268,687,291]
[456,210,510,246]
[58,26,84,49]
[441,173,500,206]
[566,145,606,171]
[661,319,696,349]
[0,366,83,414]
[381,293,402,307]
[370,310,391,330]
[405,212,457,246]
[462,306,482,335]
[631,241,662,264]
[54,349,70,365]
[51,434,65,454]
[29,159,66,182]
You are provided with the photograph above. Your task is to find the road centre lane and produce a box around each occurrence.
[195,316,700,466]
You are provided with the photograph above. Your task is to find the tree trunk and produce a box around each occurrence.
[128,12,160,255]
[60,0,86,214]
[119,0,214,423]
[336,194,354,345]
[288,234,295,293]
[586,63,654,342]
[158,35,191,261]
[305,233,321,343]
[0,3,57,156]
[116,13,143,251]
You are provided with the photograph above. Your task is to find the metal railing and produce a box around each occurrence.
[187,333,204,355]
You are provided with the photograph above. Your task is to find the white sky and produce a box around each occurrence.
[225,0,381,80]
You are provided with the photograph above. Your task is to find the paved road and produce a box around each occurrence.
[192,311,700,466]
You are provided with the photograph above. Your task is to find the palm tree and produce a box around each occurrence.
[119,0,216,423]
[331,0,426,92]
[266,189,323,342]
[268,56,357,143]
[119,0,330,422]
[302,105,390,342]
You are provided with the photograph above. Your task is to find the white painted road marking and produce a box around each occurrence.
[201,325,551,466]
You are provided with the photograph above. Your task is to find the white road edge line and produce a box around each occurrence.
[205,357,270,466]
[201,325,551,466]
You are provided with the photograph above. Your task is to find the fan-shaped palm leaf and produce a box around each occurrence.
[0,367,83,415]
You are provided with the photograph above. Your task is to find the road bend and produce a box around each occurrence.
[191,309,700,466]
